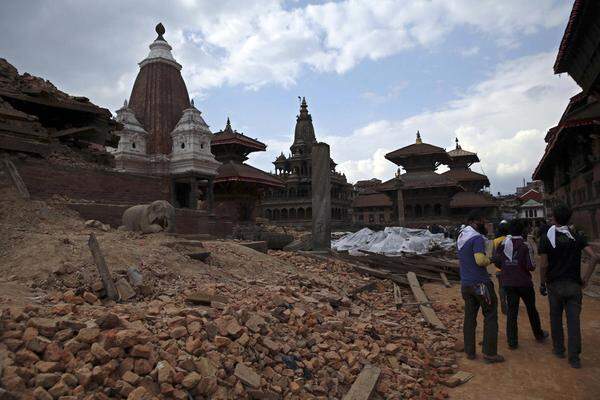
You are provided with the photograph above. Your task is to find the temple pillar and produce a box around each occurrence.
[189,177,198,209]
[311,143,331,251]
[396,186,405,226]
[207,177,215,213]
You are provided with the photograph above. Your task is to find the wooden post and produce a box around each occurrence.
[2,158,30,199]
[406,272,445,330]
[393,283,403,309]
[343,365,381,400]
[88,233,119,301]
[440,272,451,288]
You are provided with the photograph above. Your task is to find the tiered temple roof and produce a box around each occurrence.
[211,119,283,188]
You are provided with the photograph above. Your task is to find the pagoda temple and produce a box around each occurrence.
[211,118,284,221]
[113,23,220,209]
[260,98,352,225]
[443,138,496,215]
[378,132,496,226]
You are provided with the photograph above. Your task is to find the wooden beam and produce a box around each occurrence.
[2,158,30,199]
[88,233,119,301]
[342,364,381,400]
[348,281,378,298]
[51,126,98,138]
[406,272,445,330]
[442,371,474,388]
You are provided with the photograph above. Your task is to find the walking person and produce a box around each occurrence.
[494,219,548,349]
[458,210,504,363]
[493,220,509,315]
[538,204,599,368]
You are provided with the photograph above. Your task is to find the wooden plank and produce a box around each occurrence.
[393,283,402,310]
[440,272,451,288]
[406,272,446,330]
[88,233,119,301]
[2,158,30,199]
[442,371,474,388]
[342,364,381,400]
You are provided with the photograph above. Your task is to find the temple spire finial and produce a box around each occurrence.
[123,99,128,108]
[155,23,165,41]
[455,137,461,149]
[416,130,422,144]
[190,99,195,108]
[225,117,231,131]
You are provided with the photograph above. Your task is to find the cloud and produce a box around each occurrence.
[319,52,579,194]
[460,46,480,57]
[361,81,408,103]
[0,0,570,111]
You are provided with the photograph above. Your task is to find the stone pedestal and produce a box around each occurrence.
[311,143,331,251]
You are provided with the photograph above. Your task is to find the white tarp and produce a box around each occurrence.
[332,227,455,256]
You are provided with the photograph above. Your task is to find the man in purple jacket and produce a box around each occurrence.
[494,219,548,350]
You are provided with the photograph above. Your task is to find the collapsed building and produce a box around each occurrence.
[260,98,353,226]
[375,132,496,227]
[533,0,600,239]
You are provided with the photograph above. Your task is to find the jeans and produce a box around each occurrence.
[462,281,499,356]
[504,286,544,347]
[548,280,582,361]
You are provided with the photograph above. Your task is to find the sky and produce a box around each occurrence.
[0,0,580,194]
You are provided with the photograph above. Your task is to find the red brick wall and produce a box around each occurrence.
[15,159,170,205]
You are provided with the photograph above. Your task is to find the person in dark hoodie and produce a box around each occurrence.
[538,204,599,368]
[494,219,548,350]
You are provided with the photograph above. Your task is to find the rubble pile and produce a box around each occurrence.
[0,252,463,400]
[0,184,464,399]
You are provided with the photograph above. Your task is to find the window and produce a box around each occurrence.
[359,214,364,221]
[200,143,204,149]
[181,142,185,149]
[379,214,384,223]
[132,142,136,149]
[369,214,375,223]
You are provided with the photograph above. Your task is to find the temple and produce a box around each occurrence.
[533,0,600,239]
[211,118,284,222]
[376,132,495,226]
[113,23,220,209]
[260,98,352,225]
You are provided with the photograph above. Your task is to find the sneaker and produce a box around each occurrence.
[466,353,476,360]
[552,349,565,359]
[535,331,549,342]
[569,359,581,369]
[483,354,505,364]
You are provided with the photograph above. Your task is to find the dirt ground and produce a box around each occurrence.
[425,267,600,400]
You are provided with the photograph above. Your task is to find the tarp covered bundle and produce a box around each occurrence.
[332,227,455,256]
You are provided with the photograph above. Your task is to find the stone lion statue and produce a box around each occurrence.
[121,200,175,234]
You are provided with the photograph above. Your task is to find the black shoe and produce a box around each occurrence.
[535,331,549,342]
[483,354,505,364]
[552,349,565,359]
[569,359,581,369]
[508,344,518,350]
[466,353,476,360]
